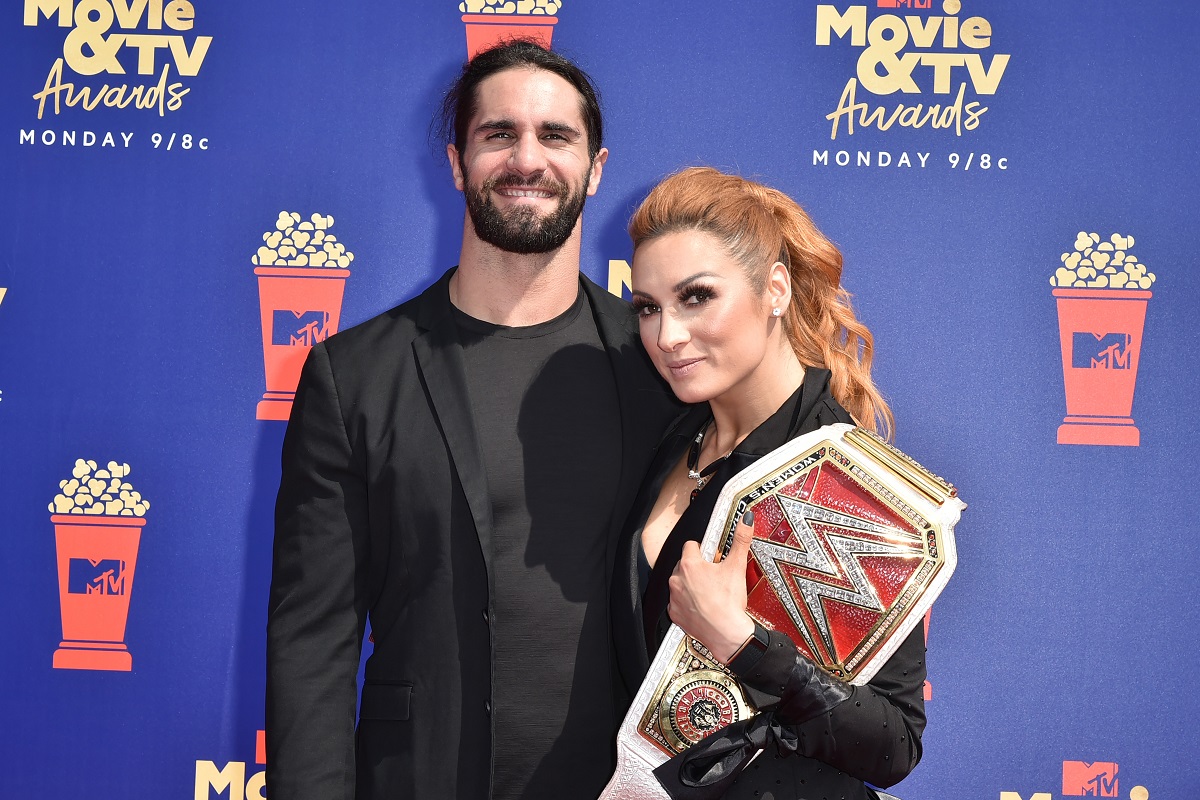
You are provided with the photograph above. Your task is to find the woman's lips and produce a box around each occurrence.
[664,357,704,378]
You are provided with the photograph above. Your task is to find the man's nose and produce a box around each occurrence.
[507,133,548,176]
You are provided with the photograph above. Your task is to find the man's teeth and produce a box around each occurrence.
[501,189,553,198]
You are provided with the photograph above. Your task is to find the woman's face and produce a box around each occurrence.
[632,230,780,405]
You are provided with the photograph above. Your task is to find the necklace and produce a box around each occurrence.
[686,418,733,502]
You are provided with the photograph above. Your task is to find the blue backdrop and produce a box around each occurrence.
[4,2,1198,798]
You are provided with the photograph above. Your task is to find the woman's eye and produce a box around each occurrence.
[633,301,660,317]
[681,286,715,306]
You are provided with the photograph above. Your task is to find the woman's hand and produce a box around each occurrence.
[668,511,757,663]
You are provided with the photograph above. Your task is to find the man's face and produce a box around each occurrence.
[449,67,607,254]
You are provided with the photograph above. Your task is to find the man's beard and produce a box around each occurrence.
[463,169,589,255]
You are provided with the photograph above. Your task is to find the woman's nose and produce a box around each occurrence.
[657,311,689,351]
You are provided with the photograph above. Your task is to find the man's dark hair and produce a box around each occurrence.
[436,40,603,161]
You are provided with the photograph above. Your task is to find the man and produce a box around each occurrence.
[266,41,679,800]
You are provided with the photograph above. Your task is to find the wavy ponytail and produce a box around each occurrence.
[629,167,893,439]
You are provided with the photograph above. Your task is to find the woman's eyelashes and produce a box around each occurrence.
[632,296,660,316]
[678,283,716,307]
[632,284,717,317]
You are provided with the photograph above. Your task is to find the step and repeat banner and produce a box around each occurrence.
[3,2,1198,798]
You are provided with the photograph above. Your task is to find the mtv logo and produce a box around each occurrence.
[1062,761,1119,797]
[273,310,331,347]
[1072,332,1132,370]
[68,558,126,595]
[877,0,932,7]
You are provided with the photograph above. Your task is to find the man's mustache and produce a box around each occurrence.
[485,174,567,194]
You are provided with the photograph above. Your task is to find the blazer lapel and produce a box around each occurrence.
[412,270,494,570]
[582,278,656,580]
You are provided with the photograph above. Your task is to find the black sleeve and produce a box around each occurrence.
[266,344,371,800]
[729,625,927,788]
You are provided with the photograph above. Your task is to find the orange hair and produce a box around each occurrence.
[629,167,894,439]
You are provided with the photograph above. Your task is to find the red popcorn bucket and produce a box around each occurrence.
[52,515,146,671]
[254,266,350,421]
[462,14,557,59]
[1053,287,1152,446]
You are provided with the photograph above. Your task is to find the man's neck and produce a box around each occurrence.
[450,220,584,326]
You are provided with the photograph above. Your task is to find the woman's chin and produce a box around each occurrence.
[665,379,716,405]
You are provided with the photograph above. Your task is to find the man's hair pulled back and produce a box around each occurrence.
[436,40,604,161]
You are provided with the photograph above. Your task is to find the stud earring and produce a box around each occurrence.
[772,308,781,317]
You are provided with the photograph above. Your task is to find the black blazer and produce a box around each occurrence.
[266,268,680,800]
[610,369,927,800]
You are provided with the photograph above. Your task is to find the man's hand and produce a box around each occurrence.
[667,510,757,663]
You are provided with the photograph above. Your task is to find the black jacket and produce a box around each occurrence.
[611,368,927,800]
[266,269,680,800]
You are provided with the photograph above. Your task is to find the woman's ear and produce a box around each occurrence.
[766,260,791,314]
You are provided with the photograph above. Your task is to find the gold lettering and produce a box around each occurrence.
[110,0,150,29]
[195,761,245,800]
[964,53,1009,95]
[73,0,112,29]
[919,53,966,94]
[164,0,194,30]
[245,770,266,800]
[941,11,958,48]
[815,5,866,47]
[826,78,866,139]
[857,49,920,94]
[124,34,169,74]
[168,35,212,76]
[959,17,991,48]
[24,0,72,26]
[867,15,908,50]
[905,15,942,49]
[607,259,631,299]
[166,80,189,112]
[64,27,126,75]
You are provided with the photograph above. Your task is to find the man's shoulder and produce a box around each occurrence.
[580,273,640,344]
[322,271,450,358]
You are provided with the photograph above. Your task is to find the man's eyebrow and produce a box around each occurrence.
[474,119,516,134]
[541,121,581,137]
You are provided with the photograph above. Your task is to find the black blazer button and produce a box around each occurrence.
[482,609,490,623]
[485,700,492,716]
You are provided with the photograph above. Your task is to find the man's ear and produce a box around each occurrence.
[448,143,465,192]
[586,147,608,197]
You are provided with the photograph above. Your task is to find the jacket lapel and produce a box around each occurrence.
[412,269,494,569]
[581,277,662,582]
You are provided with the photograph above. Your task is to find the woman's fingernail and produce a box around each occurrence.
[742,509,754,526]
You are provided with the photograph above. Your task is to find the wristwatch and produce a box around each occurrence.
[726,620,770,675]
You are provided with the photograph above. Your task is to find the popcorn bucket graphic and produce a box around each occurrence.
[52,515,145,671]
[1053,288,1152,446]
[254,266,351,420]
[462,14,557,58]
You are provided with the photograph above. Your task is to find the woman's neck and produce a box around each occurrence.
[705,349,807,457]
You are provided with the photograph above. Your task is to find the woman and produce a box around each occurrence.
[611,167,925,800]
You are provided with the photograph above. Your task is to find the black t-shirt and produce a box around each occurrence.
[454,286,622,800]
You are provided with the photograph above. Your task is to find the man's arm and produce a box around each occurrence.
[267,343,371,800]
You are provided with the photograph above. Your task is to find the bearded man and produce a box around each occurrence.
[265,41,679,800]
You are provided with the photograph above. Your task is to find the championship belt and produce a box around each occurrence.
[600,423,963,799]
